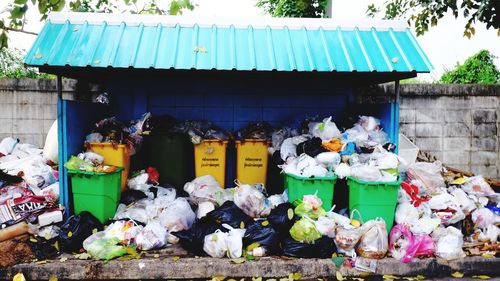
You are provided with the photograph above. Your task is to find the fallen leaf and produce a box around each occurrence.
[67,231,73,238]
[450,177,467,185]
[291,272,302,280]
[29,238,37,243]
[359,272,371,277]
[416,275,425,280]
[352,278,365,281]
[13,273,26,281]
[266,279,276,281]
[332,257,345,267]
[231,258,246,264]
[74,253,91,260]
[240,221,245,229]
[212,274,225,281]
[472,275,491,280]
[92,228,98,234]
[153,254,160,258]
[35,260,48,265]
[59,257,68,263]
[336,271,344,281]
[403,278,415,281]
[451,272,464,278]
[481,253,494,259]
[228,279,237,281]
[172,256,180,262]
[261,220,269,226]
[248,242,260,251]
[252,277,262,281]
[383,274,400,280]
[49,276,58,281]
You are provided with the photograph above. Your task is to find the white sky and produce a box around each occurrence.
[5,0,500,81]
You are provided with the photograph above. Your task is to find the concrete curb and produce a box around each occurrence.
[1,256,498,280]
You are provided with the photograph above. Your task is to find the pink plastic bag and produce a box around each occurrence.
[389,224,435,263]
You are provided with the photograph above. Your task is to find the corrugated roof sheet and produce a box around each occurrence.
[25,13,432,73]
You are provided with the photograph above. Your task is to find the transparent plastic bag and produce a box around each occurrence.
[433,226,465,261]
[406,161,445,195]
[472,207,499,229]
[114,199,150,224]
[159,198,196,232]
[289,217,322,244]
[225,225,246,258]
[389,224,435,263]
[314,216,336,238]
[462,176,495,196]
[350,165,383,182]
[184,175,224,205]
[233,183,271,218]
[309,116,341,141]
[135,220,167,251]
[334,225,365,257]
[358,116,380,132]
[203,230,229,258]
[294,194,326,219]
[356,219,388,259]
[84,237,127,260]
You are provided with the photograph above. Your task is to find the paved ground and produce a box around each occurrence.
[0,245,498,280]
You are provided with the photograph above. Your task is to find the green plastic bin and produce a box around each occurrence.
[347,176,402,230]
[142,134,193,188]
[69,168,123,224]
[285,173,337,211]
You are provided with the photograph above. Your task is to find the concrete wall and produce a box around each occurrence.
[0,78,498,179]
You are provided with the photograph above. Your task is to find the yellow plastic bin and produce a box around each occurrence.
[235,139,270,185]
[194,140,228,187]
[88,142,130,191]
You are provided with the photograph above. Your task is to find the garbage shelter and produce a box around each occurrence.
[24,12,432,215]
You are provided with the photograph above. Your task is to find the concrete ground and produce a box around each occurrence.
[0,245,498,280]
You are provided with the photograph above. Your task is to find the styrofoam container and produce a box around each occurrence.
[398,134,419,165]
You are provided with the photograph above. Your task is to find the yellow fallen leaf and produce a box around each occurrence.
[240,221,245,229]
[49,276,58,281]
[29,238,37,243]
[228,279,237,281]
[416,275,425,280]
[279,278,288,281]
[352,278,365,281]
[291,273,302,280]
[261,220,269,227]
[74,253,91,260]
[248,243,260,251]
[172,256,180,262]
[481,253,494,259]
[403,277,415,281]
[53,241,60,252]
[383,275,400,280]
[212,274,225,281]
[450,178,467,185]
[359,272,371,277]
[336,271,344,281]
[35,260,48,265]
[451,272,464,278]
[13,273,26,281]
[472,275,491,280]
[67,231,73,238]
[252,277,262,281]
[92,228,98,234]
[153,254,160,258]
[231,258,246,264]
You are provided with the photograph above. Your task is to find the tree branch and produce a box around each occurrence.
[4,27,38,36]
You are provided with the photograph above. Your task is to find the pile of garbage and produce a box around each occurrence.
[0,136,63,256]
[274,116,402,182]
[64,152,118,173]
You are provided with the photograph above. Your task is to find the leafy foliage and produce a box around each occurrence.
[440,50,500,84]
[0,0,195,48]
[0,47,52,78]
[256,0,328,18]
[367,0,500,37]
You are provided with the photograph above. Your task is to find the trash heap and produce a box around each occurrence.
[0,136,63,263]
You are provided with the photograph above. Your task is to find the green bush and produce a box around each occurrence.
[440,50,500,84]
[0,48,53,78]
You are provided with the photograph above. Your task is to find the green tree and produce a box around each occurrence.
[0,0,194,48]
[367,0,500,38]
[440,50,500,84]
[0,47,51,78]
[256,0,328,18]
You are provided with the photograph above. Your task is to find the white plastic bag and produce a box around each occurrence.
[428,193,465,225]
[135,220,167,250]
[0,137,18,156]
[356,219,388,259]
[233,183,271,218]
[462,176,495,196]
[395,202,419,226]
[433,226,466,261]
[450,188,476,214]
[280,138,297,161]
[23,163,57,189]
[159,198,196,232]
[334,163,351,179]
[472,207,499,229]
[315,216,336,238]
[226,225,246,258]
[309,116,341,141]
[406,161,445,195]
[358,116,380,132]
[316,152,341,168]
[268,193,286,208]
[197,201,216,219]
[114,199,150,224]
[127,173,151,194]
[183,175,224,205]
[350,165,382,182]
[203,230,229,258]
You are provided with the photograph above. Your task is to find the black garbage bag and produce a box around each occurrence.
[206,201,252,229]
[243,220,281,255]
[120,189,147,205]
[58,211,103,253]
[172,216,226,256]
[296,137,327,158]
[28,237,59,260]
[281,235,336,258]
[267,202,296,233]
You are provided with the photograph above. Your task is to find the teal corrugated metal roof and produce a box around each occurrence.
[25,13,432,72]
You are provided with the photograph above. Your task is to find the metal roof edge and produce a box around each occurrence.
[48,12,409,31]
